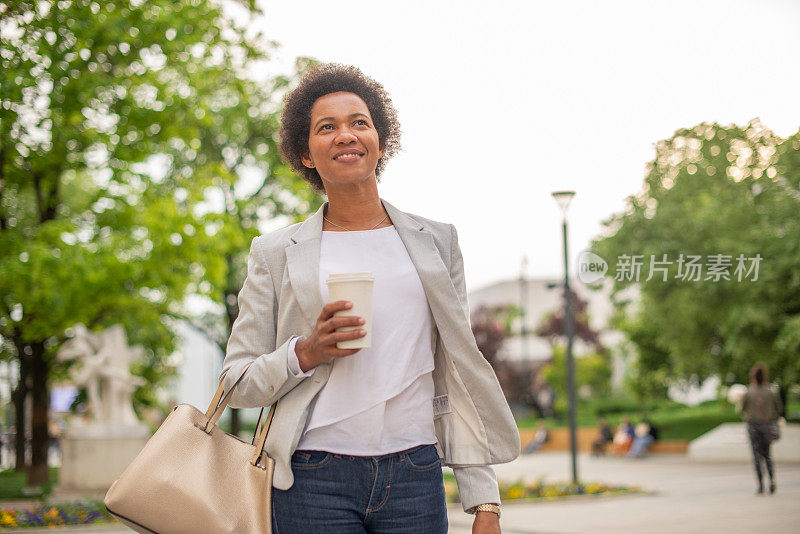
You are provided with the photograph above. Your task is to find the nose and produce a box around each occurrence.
[334,126,357,144]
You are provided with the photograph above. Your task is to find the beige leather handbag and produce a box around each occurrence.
[104,362,275,533]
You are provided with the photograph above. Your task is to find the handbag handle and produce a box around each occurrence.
[204,361,279,469]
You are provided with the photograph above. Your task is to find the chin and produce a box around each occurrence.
[324,172,376,187]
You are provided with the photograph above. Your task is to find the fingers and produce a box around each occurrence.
[319,300,352,322]
[323,315,365,333]
[310,301,368,363]
[331,328,367,342]
[321,327,366,345]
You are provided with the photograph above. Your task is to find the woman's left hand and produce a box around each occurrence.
[472,511,501,533]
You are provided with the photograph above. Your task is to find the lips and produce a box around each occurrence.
[333,150,364,161]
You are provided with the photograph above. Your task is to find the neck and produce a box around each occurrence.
[323,180,388,230]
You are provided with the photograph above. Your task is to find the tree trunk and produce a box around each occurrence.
[778,382,788,419]
[27,341,50,485]
[11,339,30,473]
[224,256,241,437]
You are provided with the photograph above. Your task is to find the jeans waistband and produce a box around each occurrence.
[295,442,437,461]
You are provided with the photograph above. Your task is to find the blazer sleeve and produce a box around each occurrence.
[218,236,311,409]
[449,223,471,325]
[448,223,503,513]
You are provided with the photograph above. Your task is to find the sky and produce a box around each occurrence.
[237,0,800,291]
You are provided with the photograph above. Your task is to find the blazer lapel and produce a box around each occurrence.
[285,203,326,327]
[382,199,474,348]
[285,197,471,346]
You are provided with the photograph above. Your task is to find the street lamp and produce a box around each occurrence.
[519,256,531,411]
[551,190,578,485]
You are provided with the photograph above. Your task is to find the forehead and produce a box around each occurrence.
[310,91,371,118]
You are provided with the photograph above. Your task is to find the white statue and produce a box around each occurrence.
[57,324,147,427]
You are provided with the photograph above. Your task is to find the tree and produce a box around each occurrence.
[536,291,611,412]
[0,0,316,485]
[470,304,524,406]
[541,345,612,414]
[471,304,517,367]
[592,120,800,410]
[535,288,602,348]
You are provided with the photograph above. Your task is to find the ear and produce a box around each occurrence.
[378,141,385,160]
[301,150,315,169]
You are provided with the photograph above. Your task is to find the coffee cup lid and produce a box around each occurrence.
[326,272,374,283]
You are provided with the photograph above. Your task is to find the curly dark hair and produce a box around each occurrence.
[278,63,402,193]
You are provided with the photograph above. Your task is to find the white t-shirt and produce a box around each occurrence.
[287,225,438,455]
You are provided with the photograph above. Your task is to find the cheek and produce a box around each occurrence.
[308,138,325,159]
[367,132,382,153]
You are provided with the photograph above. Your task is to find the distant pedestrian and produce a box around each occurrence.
[739,363,782,495]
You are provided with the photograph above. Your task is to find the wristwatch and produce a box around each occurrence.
[473,503,501,517]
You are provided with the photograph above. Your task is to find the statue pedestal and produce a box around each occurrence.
[54,424,151,494]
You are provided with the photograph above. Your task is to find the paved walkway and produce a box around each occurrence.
[447,452,800,534]
[4,453,798,533]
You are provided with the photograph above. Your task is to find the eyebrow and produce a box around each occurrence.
[313,113,370,130]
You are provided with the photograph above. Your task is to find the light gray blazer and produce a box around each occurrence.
[219,198,520,512]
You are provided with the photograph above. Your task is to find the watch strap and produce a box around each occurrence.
[473,503,501,517]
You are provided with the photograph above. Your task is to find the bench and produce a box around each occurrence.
[518,427,688,454]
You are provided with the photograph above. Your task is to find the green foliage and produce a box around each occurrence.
[593,120,800,389]
[0,1,319,425]
[541,344,613,413]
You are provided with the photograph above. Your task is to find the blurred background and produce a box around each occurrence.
[0,0,798,530]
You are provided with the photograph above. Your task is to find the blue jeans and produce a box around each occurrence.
[272,443,448,534]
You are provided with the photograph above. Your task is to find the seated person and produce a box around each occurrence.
[628,417,658,458]
[522,420,548,454]
[612,417,634,455]
[591,417,614,456]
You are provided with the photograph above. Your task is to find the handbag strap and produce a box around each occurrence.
[251,402,277,468]
[204,361,279,468]
[205,361,255,424]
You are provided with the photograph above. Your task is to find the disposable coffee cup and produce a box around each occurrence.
[326,272,374,349]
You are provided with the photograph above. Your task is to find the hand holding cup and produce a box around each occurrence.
[294,301,366,373]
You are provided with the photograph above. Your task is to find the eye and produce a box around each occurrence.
[319,123,333,131]
[355,119,368,126]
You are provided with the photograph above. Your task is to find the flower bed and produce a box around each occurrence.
[443,476,641,505]
[0,499,114,529]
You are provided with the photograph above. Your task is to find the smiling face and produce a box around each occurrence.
[301,91,384,190]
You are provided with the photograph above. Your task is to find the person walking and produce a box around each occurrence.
[740,363,782,495]
[218,63,519,533]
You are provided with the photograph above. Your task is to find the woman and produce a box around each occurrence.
[740,363,782,494]
[219,63,519,533]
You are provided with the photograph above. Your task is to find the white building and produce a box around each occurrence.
[467,276,629,391]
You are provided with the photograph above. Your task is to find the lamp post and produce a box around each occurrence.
[519,256,530,410]
[551,190,578,485]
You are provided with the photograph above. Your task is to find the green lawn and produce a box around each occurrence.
[0,467,59,500]
[516,398,743,441]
